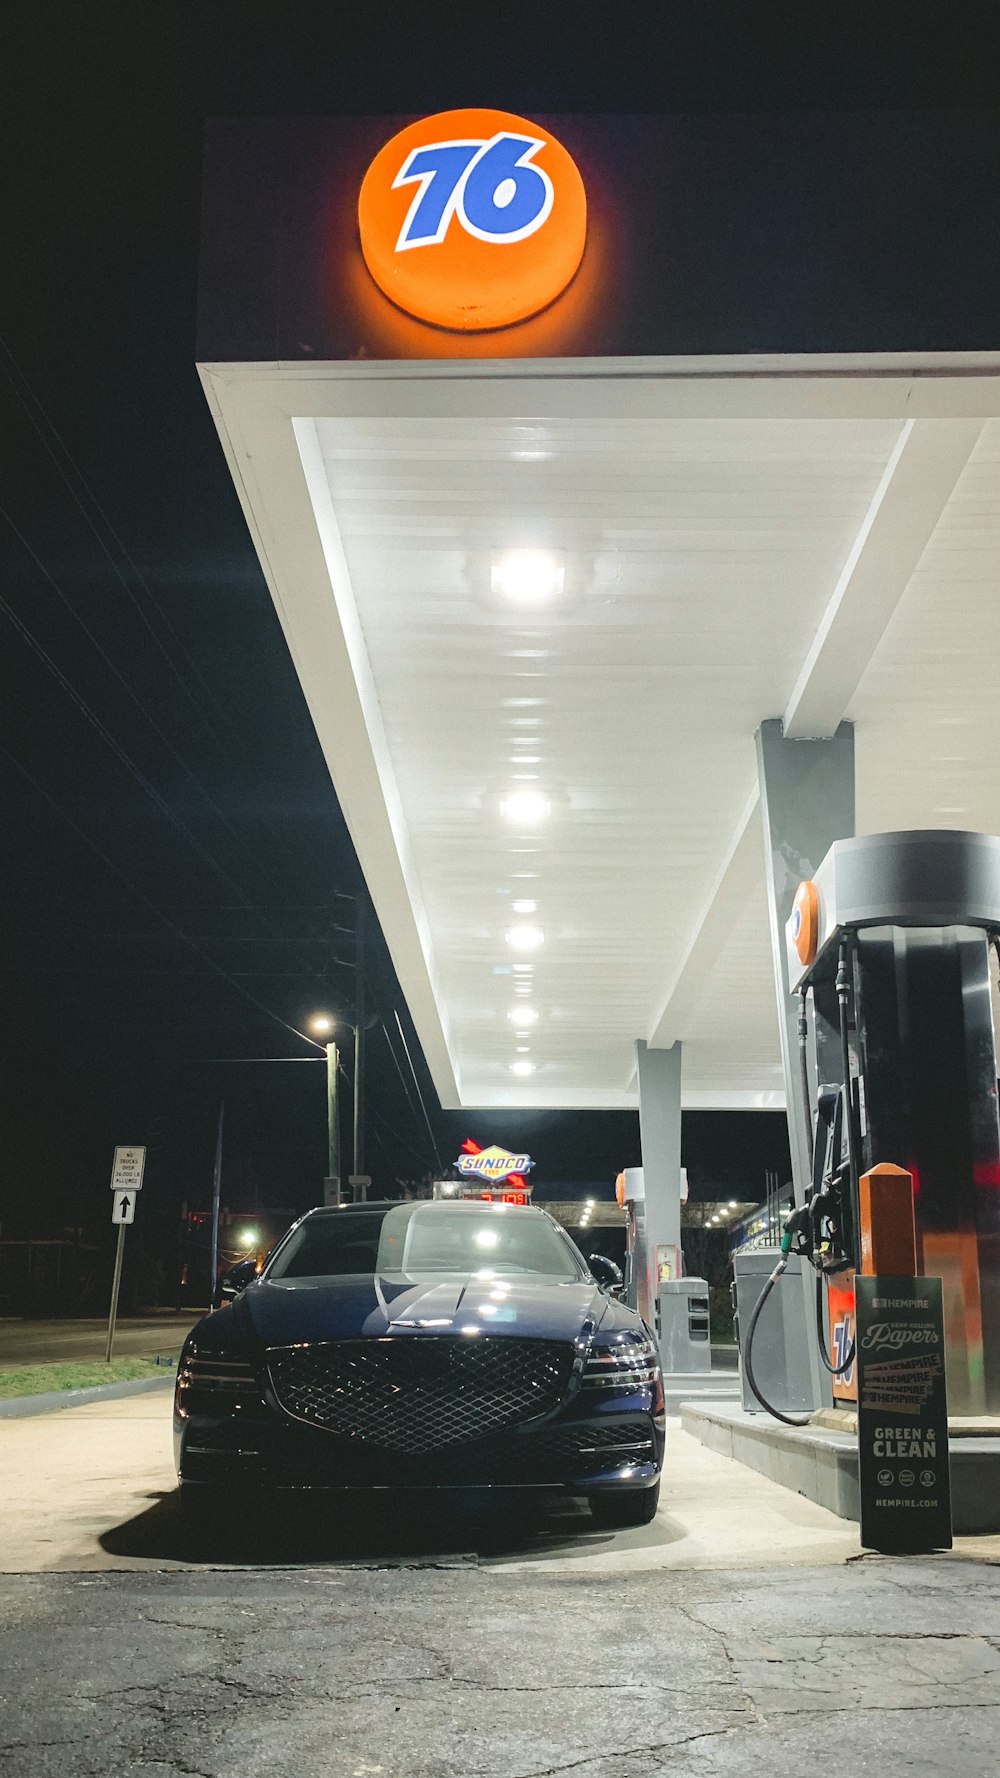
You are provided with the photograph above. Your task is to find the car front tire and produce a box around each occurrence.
[589,1480,660,1528]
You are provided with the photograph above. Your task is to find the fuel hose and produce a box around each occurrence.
[740,1238,812,1428]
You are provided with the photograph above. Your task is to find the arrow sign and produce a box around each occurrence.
[112,1190,136,1226]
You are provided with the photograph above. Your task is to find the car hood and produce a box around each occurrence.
[224,1273,614,1350]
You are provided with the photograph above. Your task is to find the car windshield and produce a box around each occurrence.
[265,1204,586,1281]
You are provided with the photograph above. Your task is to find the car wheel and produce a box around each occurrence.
[589,1481,660,1528]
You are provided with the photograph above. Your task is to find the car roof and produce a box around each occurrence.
[303,1199,547,1216]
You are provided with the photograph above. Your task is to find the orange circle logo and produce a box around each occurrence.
[791,880,820,967]
[358,109,587,332]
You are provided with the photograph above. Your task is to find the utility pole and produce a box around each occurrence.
[325,1038,341,1205]
[209,1102,225,1306]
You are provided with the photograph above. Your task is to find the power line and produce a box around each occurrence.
[0,514,340,960]
[378,1020,439,1168]
[394,1008,443,1173]
[0,740,324,1055]
[0,332,333,902]
[0,584,269,910]
[1,504,304,918]
[0,336,249,756]
[381,1018,420,1122]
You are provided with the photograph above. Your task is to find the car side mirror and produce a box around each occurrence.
[219,1257,258,1301]
[588,1253,624,1295]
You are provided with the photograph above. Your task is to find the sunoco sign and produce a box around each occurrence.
[455,1145,534,1183]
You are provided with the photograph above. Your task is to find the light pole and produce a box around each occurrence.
[309,1014,341,1205]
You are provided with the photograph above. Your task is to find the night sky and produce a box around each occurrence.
[2,5,993,1284]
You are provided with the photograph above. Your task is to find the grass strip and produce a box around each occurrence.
[0,1356,175,1399]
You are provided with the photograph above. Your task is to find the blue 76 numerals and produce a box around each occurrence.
[392,133,554,251]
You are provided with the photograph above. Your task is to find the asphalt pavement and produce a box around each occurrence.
[3,1396,1000,1774]
[3,1559,1000,1776]
[0,1314,202,1368]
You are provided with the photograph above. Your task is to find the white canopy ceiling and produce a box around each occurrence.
[199,353,1000,1110]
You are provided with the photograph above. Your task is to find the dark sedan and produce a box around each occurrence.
[174,1200,665,1531]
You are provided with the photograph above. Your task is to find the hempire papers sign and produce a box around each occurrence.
[855,1276,952,1553]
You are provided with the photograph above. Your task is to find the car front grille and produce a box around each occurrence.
[266,1335,575,1452]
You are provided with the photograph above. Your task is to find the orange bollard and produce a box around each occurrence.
[859,1163,917,1278]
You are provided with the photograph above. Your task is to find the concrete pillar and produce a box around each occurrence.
[635,1039,682,1321]
[756,717,855,1412]
[756,718,855,1205]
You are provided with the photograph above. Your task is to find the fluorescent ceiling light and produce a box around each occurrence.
[492,548,564,606]
[512,899,537,914]
[511,1060,534,1076]
[508,1006,537,1027]
[507,925,544,952]
[501,789,550,827]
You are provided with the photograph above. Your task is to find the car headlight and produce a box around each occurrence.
[175,1342,260,1414]
[583,1333,660,1390]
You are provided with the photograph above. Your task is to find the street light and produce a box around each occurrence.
[309,1013,341,1205]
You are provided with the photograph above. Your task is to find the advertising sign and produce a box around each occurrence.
[455,1143,534,1184]
[358,109,586,331]
[828,1271,857,1404]
[855,1275,952,1553]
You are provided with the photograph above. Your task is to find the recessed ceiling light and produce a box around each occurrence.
[507,925,544,952]
[511,1060,534,1076]
[508,1006,538,1027]
[501,789,550,827]
[492,549,564,605]
[728,1200,738,1209]
[512,899,537,914]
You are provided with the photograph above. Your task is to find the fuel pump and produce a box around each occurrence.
[744,829,1000,1424]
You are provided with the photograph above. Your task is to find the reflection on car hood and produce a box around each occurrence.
[229,1273,616,1349]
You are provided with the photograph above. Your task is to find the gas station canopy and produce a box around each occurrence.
[198,113,1000,1112]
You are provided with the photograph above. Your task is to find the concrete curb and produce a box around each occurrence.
[0,1374,176,1420]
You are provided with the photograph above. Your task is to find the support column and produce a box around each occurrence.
[756,718,855,1203]
[756,717,855,1410]
[635,1039,682,1326]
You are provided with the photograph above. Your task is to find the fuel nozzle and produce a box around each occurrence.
[781,1205,812,1257]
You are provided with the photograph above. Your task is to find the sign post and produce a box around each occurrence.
[106,1147,146,1363]
[855,1274,952,1552]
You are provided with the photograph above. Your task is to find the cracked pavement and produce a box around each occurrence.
[3,1559,1000,1776]
[4,1398,1000,1772]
